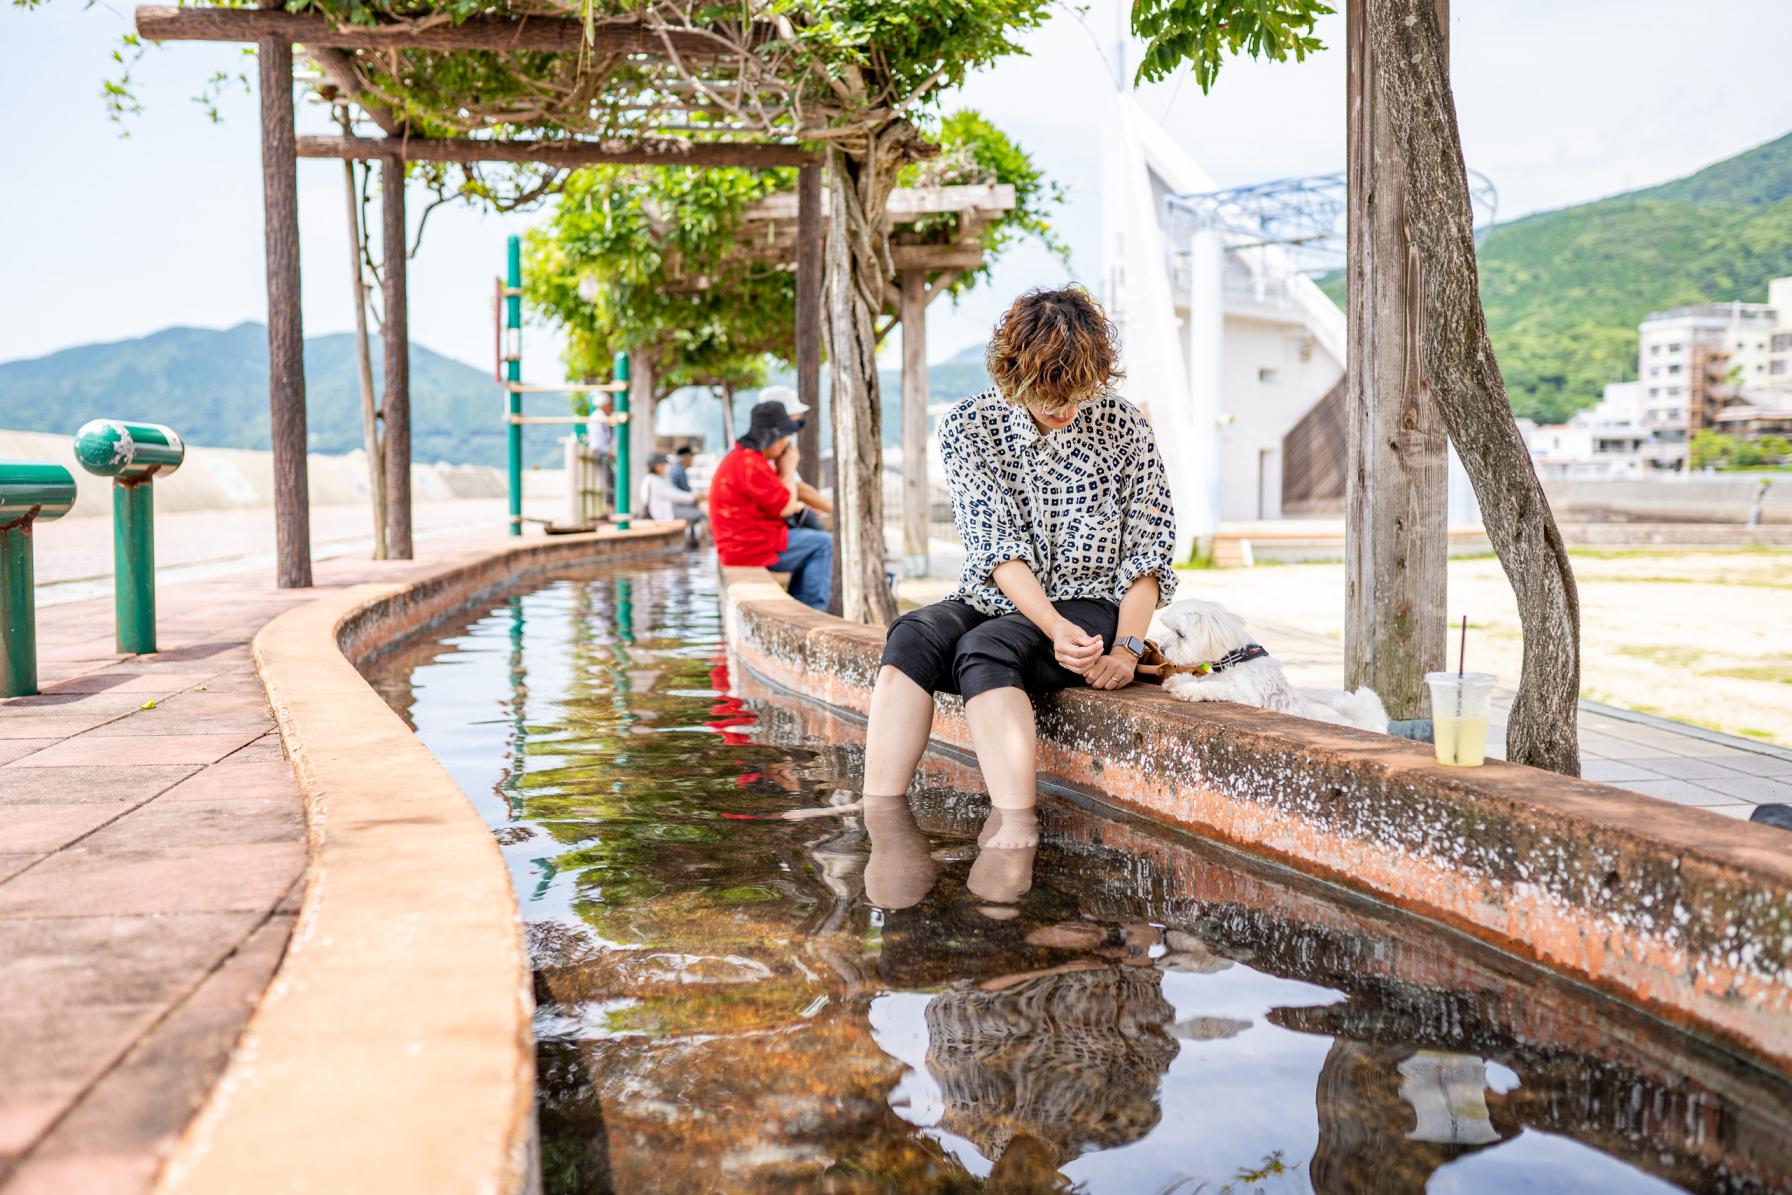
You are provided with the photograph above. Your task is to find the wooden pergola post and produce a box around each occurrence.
[382,158,413,559]
[794,162,823,483]
[1344,0,1448,717]
[628,354,655,512]
[899,269,929,577]
[259,34,311,588]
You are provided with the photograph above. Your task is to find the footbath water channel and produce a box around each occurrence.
[362,555,1792,1195]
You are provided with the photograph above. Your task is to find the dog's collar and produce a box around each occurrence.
[1200,644,1269,675]
[1137,641,1269,677]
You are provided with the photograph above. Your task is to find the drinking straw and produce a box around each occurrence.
[1455,616,1467,731]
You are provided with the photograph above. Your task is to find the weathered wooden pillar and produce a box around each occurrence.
[899,270,929,578]
[1344,0,1448,716]
[628,354,655,513]
[382,156,413,559]
[795,162,823,484]
[259,35,311,588]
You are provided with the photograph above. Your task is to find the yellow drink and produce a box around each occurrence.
[1433,715,1489,767]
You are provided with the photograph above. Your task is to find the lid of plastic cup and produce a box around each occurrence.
[1425,671,1496,685]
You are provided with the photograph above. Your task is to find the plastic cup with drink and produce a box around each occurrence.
[1426,671,1496,767]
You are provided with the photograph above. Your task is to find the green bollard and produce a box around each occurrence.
[613,350,631,532]
[0,461,78,697]
[73,420,186,655]
[506,236,524,537]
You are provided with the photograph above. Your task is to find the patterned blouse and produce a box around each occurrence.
[940,387,1179,616]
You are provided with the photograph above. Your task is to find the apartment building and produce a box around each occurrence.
[1636,275,1792,467]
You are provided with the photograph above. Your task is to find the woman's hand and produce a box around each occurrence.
[1083,649,1137,691]
[1050,619,1104,675]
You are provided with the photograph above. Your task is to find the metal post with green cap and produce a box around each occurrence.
[613,350,631,532]
[72,420,186,655]
[0,462,78,696]
[505,235,524,537]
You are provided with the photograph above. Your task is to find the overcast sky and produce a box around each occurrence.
[3,0,1790,382]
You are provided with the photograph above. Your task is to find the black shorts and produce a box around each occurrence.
[879,597,1122,702]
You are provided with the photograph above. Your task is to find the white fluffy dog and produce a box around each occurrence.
[1149,598,1390,733]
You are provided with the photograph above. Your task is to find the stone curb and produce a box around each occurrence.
[152,526,685,1195]
[719,566,1792,1071]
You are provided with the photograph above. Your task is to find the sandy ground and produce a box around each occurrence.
[1176,547,1792,749]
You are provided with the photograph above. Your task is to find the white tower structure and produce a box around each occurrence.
[1101,90,1349,559]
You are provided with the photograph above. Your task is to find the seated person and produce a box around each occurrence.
[639,451,705,524]
[862,286,1178,849]
[709,401,833,611]
[668,444,695,492]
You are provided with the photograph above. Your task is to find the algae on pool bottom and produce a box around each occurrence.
[364,556,1792,1195]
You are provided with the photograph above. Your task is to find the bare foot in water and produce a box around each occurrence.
[980,805,1039,849]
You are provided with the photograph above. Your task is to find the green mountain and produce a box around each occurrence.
[1321,131,1792,424]
[0,322,568,468]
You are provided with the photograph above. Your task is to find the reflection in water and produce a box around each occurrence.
[364,558,1792,1195]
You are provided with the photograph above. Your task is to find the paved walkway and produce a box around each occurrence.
[0,526,510,1194]
[891,534,1792,819]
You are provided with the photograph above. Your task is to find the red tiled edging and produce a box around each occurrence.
[719,567,1792,1072]
[153,527,683,1195]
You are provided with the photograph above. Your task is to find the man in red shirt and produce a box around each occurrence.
[709,400,833,609]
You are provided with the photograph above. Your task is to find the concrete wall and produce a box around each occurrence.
[1543,474,1787,525]
[0,429,505,518]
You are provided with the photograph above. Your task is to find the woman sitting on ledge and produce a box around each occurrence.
[868,286,1178,849]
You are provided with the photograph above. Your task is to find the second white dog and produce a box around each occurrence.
[1149,598,1389,733]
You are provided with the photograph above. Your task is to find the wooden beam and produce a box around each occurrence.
[295,134,814,168]
[260,36,311,588]
[745,183,1015,224]
[382,158,413,559]
[795,162,823,484]
[1343,0,1449,718]
[899,270,929,579]
[890,244,983,271]
[137,6,766,56]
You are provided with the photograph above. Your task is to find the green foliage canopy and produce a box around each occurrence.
[1129,0,1332,90]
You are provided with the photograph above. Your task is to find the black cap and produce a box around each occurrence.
[647,452,669,468]
[737,401,804,452]
[674,444,695,457]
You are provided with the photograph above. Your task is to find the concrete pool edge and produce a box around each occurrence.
[718,566,1792,1072]
[152,525,685,1195]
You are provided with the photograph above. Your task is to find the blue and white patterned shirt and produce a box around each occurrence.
[940,387,1179,616]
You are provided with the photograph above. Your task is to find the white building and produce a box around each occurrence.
[1525,381,1648,478]
[1637,279,1792,467]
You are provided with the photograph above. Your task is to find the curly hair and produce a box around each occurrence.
[985,286,1124,410]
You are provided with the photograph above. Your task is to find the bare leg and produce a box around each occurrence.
[783,665,933,820]
[964,687,1041,848]
[862,665,935,797]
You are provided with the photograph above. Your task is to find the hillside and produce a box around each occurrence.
[1322,131,1792,423]
[0,323,566,468]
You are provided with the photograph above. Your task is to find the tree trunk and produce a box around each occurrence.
[720,380,735,445]
[823,129,920,627]
[1365,0,1581,774]
[340,153,387,561]
[795,162,824,485]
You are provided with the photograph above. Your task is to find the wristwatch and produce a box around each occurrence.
[1115,635,1146,660]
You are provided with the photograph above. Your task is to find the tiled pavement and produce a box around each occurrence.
[0,531,510,1194]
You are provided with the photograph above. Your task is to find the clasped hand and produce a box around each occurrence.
[1050,620,1134,691]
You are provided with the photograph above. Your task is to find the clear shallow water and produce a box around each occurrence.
[364,557,1792,1195]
